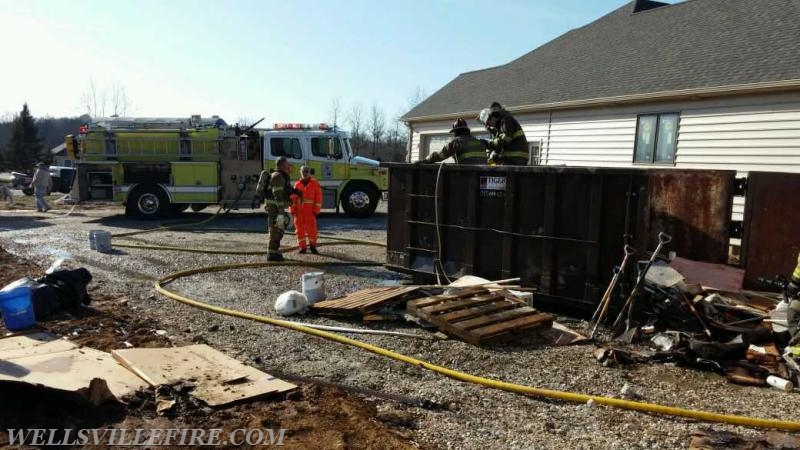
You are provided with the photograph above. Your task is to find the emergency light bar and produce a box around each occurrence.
[78,125,89,134]
[273,123,331,130]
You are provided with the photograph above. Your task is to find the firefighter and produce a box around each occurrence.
[420,118,488,164]
[290,166,323,254]
[478,102,529,165]
[256,156,300,262]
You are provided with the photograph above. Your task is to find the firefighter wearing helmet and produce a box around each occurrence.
[256,156,302,261]
[420,118,488,164]
[478,102,529,165]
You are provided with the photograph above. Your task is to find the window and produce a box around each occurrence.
[270,137,303,159]
[311,137,343,159]
[529,142,541,165]
[634,113,679,164]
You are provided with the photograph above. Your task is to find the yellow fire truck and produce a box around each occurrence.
[65,116,388,219]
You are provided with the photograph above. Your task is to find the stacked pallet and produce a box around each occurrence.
[407,287,553,346]
[312,286,423,317]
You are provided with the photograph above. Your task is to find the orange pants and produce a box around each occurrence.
[294,208,318,248]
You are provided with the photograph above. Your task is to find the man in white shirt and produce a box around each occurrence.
[29,162,52,212]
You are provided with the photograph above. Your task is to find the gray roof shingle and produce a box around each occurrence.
[403,0,800,120]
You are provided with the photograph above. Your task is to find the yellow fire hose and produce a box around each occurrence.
[108,209,800,431]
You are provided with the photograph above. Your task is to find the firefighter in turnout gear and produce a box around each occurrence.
[421,118,488,164]
[290,166,323,254]
[256,156,301,261]
[478,102,529,165]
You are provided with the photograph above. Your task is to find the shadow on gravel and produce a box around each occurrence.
[0,215,54,232]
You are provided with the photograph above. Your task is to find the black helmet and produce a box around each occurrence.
[449,118,470,133]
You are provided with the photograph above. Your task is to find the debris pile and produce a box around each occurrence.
[593,254,799,392]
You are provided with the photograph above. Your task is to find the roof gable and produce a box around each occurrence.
[404,0,800,120]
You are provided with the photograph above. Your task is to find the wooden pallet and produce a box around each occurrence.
[312,286,422,316]
[407,288,553,346]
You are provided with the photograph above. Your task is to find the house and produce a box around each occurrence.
[403,0,800,226]
[50,143,72,167]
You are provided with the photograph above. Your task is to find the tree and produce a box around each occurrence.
[368,103,385,159]
[3,104,46,171]
[329,98,342,129]
[347,103,364,155]
[80,78,132,117]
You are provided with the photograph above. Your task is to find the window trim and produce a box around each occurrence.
[632,112,679,166]
[268,136,304,160]
[309,135,344,160]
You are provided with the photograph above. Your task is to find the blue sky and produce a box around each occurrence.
[0,0,629,125]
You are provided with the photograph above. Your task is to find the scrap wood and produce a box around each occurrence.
[669,257,744,293]
[111,344,296,407]
[312,286,423,316]
[0,331,78,359]
[538,322,588,346]
[0,345,147,399]
[407,289,553,346]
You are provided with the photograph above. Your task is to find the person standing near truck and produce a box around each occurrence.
[30,162,52,212]
[290,166,323,254]
[256,156,301,261]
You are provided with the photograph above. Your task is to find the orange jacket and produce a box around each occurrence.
[289,177,322,215]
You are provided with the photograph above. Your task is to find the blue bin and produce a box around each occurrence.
[0,285,36,331]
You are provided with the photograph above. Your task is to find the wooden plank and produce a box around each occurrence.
[439,299,519,322]
[112,345,295,407]
[0,332,78,360]
[473,313,554,338]
[421,293,505,315]
[0,347,147,399]
[455,307,538,330]
[410,287,489,309]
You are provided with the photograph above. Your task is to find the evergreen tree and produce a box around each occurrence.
[4,104,46,171]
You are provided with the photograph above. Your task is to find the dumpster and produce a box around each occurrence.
[384,163,734,310]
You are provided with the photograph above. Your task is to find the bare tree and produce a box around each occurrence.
[368,103,385,159]
[347,103,364,155]
[407,86,428,111]
[109,81,131,117]
[329,98,341,128]
[80,78,132,118]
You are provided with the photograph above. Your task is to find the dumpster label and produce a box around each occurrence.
[479,176,506,198]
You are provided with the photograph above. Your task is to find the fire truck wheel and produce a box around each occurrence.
[341,182,379,218]
[126,184,170,220]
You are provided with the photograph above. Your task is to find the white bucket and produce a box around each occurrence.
[302,272,326,304]
[89,230,112,253]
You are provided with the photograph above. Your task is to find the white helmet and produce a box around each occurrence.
[275,290,308,316]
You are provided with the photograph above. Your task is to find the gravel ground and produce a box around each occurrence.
[2,203,800,449]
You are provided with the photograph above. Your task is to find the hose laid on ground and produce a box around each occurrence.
[152,260,800,431]
[108,202,800,431]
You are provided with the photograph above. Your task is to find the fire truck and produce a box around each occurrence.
[65,116,388,219]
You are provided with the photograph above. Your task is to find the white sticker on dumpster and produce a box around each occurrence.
[480,176,506,198]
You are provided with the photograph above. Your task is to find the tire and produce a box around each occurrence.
[125,184,170,220]
[340,182,379,218]
[22,188,33,196]
[190,203,208,212]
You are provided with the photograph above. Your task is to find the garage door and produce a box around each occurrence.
[424,134,489,162]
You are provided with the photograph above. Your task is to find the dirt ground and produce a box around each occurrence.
[0,247,427,450]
